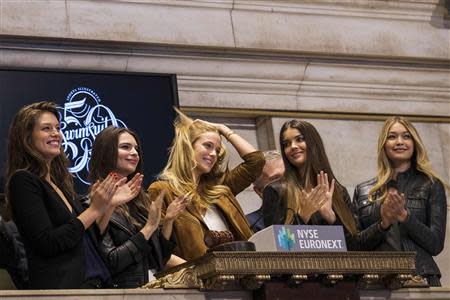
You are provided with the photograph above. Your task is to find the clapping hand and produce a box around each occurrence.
[317,171,336,224]
[90,173,119,214]
[111,173,143,207]
[298,182,326,223]
[385,189,408,223]
[298,171,336,224]
[165,195,188,222]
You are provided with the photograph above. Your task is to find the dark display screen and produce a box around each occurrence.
[0,68,179,194]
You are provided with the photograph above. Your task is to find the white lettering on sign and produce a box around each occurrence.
[297,229,319,239]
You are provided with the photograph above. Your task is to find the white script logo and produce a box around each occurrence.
[59,87,127,185]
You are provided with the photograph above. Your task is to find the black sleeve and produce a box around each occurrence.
[352,185,388,250]
[9,171,85,257]
[402,181,447,255]
[101,229,150,275]
[340,188,360,251]
[157,230,176,266]
[0,219,29,289]
[262,183,287,227]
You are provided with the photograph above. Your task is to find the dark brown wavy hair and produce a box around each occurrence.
[278,120,357,236]
[89,126,148,228]
[5,101,75,220]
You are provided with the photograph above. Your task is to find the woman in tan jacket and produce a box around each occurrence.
[148,110,264,261]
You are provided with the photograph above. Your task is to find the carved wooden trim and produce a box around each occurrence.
[147,251,416,291]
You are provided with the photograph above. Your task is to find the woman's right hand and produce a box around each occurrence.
[165,195,188,222]
[382,189,407,226]
[111,173,143,207]
[140,190,165,240]
[297,183,327,223]
[317,171,336,224]
[380,188,402,229]
[89,173,118,215]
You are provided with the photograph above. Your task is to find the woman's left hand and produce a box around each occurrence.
[193,119,257,158]
[194,119,229,136]
[164,195,188,222]
[385,190,408,223]
[317,171,336,224]
[111,173,143,207]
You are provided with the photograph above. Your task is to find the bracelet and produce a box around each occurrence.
[224,130,235,139]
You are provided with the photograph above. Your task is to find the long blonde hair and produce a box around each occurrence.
[369,116,449,202]
[159,109,230,209]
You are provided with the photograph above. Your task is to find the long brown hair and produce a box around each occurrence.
[279,120,357,236]
[89,126,148,228]
[5,101,75,220]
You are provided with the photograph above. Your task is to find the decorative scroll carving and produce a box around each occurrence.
[142,267,202,289]
[151,251,416,291]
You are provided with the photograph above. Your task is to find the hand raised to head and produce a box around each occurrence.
[193,119,230,136]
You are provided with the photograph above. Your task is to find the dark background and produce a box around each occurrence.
[0,68,179,194]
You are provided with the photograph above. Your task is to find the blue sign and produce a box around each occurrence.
[274,225,347,252]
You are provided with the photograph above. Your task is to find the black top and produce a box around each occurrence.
[100,210,175,288]
[9,170,109,289]
[353,168,447,283]
[262,179,360,251]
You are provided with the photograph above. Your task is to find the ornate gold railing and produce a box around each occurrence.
[144,251,417,291]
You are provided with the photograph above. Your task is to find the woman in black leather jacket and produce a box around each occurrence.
[90,126,187,288]
[262,120,359,250]
[353,116,448,286]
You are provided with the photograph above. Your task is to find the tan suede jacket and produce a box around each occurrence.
[147,151,264,261]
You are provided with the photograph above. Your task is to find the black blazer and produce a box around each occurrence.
[9,170,100,289]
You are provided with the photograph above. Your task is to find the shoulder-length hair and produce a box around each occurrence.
[159,109,229,209]
[369,116,449,202]
[89,126,148,228]
[279,120,357,235]
[5,101,75,219]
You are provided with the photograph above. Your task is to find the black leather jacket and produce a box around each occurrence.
[262,180,360,251]
[100,212,175,288]
[353,168,447,280]
[0,217,29,289]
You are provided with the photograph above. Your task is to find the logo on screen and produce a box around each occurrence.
[59,87,127,185]
[277,226,296,251]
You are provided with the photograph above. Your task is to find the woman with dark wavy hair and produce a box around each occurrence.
[262,119,359,249]
[89,126,186,288]
[353,116,448,286]
[5,101,119,289]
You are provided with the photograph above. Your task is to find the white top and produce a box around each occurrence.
[203,205,229,231]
